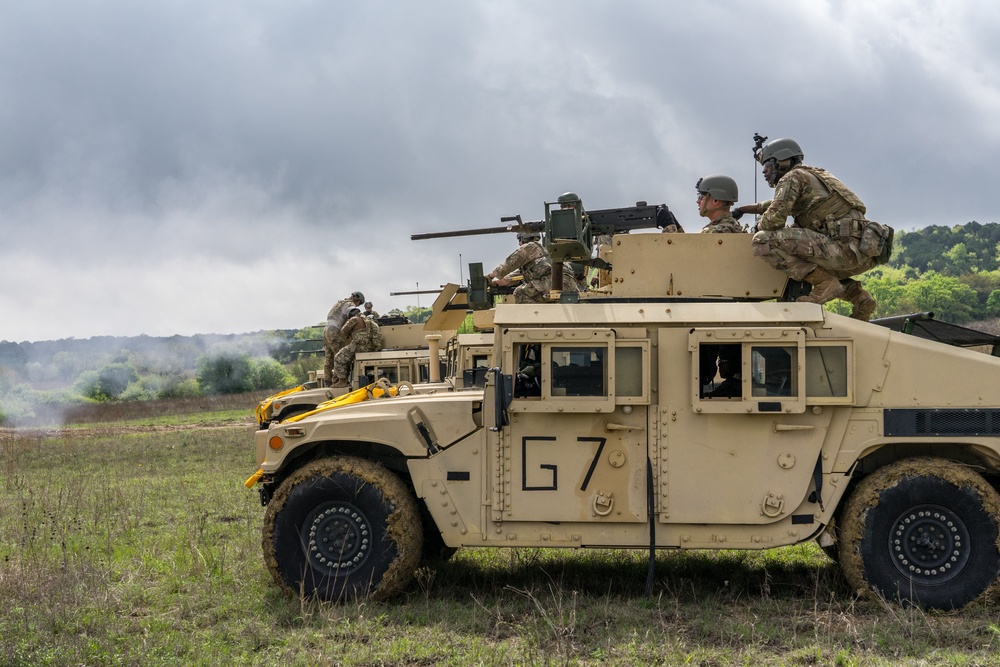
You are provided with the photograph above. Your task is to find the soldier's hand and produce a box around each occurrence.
[732,208,744,221]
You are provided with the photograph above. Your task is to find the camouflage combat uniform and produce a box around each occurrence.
[751,165,877,281]
[700,212,745,234]
[492,241,581,304]
[323,298,356,381]
[333,315,383,382]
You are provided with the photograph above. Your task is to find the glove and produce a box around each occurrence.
[731,208,744,221]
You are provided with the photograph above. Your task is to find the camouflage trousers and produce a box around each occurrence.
[752,228,877,281]
[323,326,348,381]
[333,339,381,381]
[512,273,582,304]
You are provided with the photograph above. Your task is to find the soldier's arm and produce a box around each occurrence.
[489,246,529,281]
[340,317,359,338]
[757,173,806,231]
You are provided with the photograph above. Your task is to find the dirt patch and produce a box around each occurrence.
[0,419,256,439]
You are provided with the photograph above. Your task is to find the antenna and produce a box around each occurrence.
[752,132,768,217]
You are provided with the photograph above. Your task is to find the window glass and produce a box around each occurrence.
[513,343,542,398]
[699,343,742,399]
[750,346,797,397]
[550,346,606,397]
[616,346,643,397]
[369,365,398,383]
[805,346,848,397]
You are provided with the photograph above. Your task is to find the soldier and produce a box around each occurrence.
[695,175,745,234]
[331,308,383,387]
[363,301,379,319]
[323,291,365,385]
[487,232,580,304]
[733,138,877,321]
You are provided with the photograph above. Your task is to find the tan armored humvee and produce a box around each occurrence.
[255,286,477,427]
[247,232,1000,611]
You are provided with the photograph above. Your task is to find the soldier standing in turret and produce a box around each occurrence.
[324,291,365,385]
[733,138,877,321]
[695,175,745,234]
[487,229,581,304]
[331,308,383,387]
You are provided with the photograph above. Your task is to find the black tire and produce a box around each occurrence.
[839,457,1000,610]
[262,456,423,602]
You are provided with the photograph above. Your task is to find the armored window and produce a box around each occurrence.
[550,346,606,396]
[804,342,854,403]
[750,345,798,397]
[615,341,649,403]
[689,328,807,414]
[506,328,617,413]
[367,364,399,383]
[698,343,742,399]
[513,343,543,398]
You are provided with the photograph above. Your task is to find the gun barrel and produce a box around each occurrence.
[411,220,544,241]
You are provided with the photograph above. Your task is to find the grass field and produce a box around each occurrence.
[2,402,1000,666]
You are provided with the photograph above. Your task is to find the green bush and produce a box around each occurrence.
[196,348,255,395]
[74,362,140,401]
[157,374,202,399]
[0,369,38,424]
[250,357,295,391]
[119,378,160,402]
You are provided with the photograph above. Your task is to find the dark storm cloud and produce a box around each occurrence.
[1,0,999,341]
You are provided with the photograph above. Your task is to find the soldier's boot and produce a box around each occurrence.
[840,279,877,321]
[331,377,348,388]
[796,268,845,305]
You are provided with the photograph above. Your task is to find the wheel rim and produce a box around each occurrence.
[889,504,970,585]
[302,501,371,575]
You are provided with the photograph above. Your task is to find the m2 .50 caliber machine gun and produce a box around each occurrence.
[412,193,682,300]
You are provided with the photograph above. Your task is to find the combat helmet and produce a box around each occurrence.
[757,138,803,164]
[350,291,365,303]
[695,175,738,203]
[557,192,581,207]
[517,231,541,243]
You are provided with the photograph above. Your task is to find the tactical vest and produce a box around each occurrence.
[366,319,383,349]
[520,242,553,282]
[793,165,866,231]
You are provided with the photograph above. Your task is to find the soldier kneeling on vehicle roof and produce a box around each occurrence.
[732,137,892,321]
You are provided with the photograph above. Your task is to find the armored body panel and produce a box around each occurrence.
[248,230,1000,612]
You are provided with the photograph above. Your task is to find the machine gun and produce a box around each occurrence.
[412,199,681,290]
[411,201,679,244]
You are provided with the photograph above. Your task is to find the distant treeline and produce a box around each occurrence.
[856,221,1000,323]
[0,330,300,383]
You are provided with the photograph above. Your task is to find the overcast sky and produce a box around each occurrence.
[2,0,998,343]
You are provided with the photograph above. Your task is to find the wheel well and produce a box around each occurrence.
[838,442,1000,518]
[265,440,413,495]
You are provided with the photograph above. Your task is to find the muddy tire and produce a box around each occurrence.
[839,457,1000,610]
[262,456,423,602]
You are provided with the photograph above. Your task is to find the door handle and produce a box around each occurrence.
[773,423,815,432]
[604,422,645,432]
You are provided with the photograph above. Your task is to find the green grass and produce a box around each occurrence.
[2,416,1000,666]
